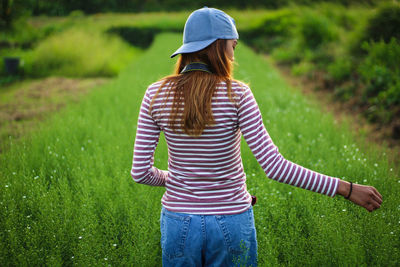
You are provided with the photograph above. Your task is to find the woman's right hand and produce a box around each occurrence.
[337,179,383,212]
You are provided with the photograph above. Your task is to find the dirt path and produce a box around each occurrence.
[0,76,111,151]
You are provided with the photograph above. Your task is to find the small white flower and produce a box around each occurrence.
[34,176,39,180]
[81,147,85,151]
[5,185,9,188]
[12,172,16,175]
[104,258,108,261]
[113,244,117,247]
[79,236,82,239]
[23,196,26,199]
[374,163,378,167]
[342,209,346,212]
[71,256,74,259]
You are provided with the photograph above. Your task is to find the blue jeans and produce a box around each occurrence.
[160,206,258,267]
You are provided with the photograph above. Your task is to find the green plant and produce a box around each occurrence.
[333,83,356,101]
[239,9,295,53]
[297,10,338,50]
[271,39,302,64]
[327,57,353,83]
[291,60,315,77]
[364,2,400,43]
[359,38,400,108]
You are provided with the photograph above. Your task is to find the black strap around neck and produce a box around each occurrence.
[181,62,212,74]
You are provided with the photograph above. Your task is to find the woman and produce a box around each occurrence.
[131,7,382,267]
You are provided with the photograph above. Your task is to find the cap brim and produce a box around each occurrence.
[170,38,218,58]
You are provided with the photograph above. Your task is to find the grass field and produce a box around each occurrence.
[1,33,399,266]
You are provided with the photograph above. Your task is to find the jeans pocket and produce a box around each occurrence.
[160,209,191,259]
[215,208,254,255]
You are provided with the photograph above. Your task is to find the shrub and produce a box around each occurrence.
[327,57,353,83]
[358,37,400,122]
[333,83,357,101]
[297,10,338,50]
[291,60,315,77]
[240,9,295,52]
[271,39,302,64]
[364,3,400,43]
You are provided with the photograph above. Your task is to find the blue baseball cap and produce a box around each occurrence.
[170,7,239,58]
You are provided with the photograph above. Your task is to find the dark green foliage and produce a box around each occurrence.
[298,11,338,49]
[333,83,357,101]
[359,38,400,105]
[106,26,181,49]
[327,57,353,83]
[240,10,295,53]
[5,0,382,16]
[358,38,400,122]
[364,3,400,43]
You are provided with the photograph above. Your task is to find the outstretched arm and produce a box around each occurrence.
[238,85,382,211]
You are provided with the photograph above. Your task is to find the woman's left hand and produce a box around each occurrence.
[337,179,383,212]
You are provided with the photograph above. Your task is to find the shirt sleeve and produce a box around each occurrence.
[238,86,339,197]
[131,88,168,186]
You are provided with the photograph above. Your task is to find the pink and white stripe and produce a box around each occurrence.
[131,80,339,215]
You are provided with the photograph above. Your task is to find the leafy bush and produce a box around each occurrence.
[327,57,353,83]
[358,37,400,121]
[240,9,295,52]
[26,29,140,77]
[297,10,338,50]
[364,3,400,43]
[333,82,357,101]
[291,60,315,77]
[271,41,302,64]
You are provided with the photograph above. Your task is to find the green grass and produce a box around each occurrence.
[0,28,141,78]
[1,33,399,266]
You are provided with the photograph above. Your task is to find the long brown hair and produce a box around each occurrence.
[150,39,236,136]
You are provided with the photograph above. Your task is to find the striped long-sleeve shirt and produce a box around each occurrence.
[131,80,339,215]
